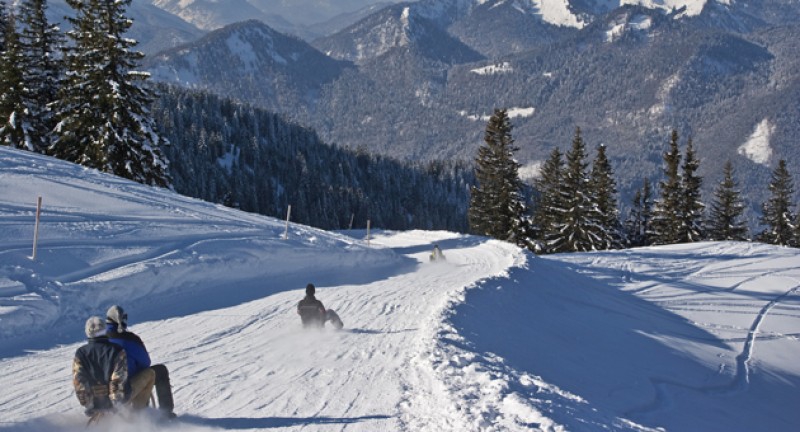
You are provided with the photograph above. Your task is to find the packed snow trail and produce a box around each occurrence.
[0,231,523,431]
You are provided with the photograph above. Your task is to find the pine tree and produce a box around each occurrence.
[550,127,603,253]
[469,108,528,246]
[52,0,169,187]
[757,159,796,246]
[679,137,704,242]
[589,143,621,249]
[17,0,63,153]
[531,147,564,253]
[0,13,27,148]
[650,130,683,245]
[707,160,748,241]
[625,178,653,247]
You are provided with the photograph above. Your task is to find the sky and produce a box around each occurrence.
[1,146,799,431]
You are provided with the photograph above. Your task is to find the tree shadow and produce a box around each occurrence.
[179,414,391,429]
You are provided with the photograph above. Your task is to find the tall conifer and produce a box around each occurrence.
[590,143,621,249]
[532,147,564,252]
[17,0,62,153]
[550,127,603,252]
[650,130,683,244]
[469,108,528,245]
[52,0,169,186]
[625,178,653,247]
[0,13,27,148]
[679,138,704,241]
[707,160,748,241]
[757,159,796,246]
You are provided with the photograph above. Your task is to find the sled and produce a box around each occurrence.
[326,309,344,330]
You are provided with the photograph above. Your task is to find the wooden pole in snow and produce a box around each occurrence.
[366,219,371,246]
[31,196,42,260]
[348,213,355,231]
[283,205,292,240]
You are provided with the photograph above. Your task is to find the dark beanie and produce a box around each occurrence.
[306,283,315,296]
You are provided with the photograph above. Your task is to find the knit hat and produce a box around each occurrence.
[85,316,106,338]
[106,305,128,332]
[306,283,315,296]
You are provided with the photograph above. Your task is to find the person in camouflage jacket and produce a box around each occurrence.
[72,316,128,417]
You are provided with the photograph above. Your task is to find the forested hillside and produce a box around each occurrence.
[154,85,473,231]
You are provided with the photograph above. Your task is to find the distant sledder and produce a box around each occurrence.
[429,244,446,262]
[297,283,344,330]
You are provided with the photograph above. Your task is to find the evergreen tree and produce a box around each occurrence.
[757,159,796,246]
[625,178,653,247]
[549,127,603,253]
[17,0,63,153]
[1,1,8,51]
[650,130,683,245]
[0,13,27,148]
[707,160,748,241]
[469,108,528,246]
[679,137,704,242]
[52,0,169,187]
[589,143,621,249]
[531,147,565,253]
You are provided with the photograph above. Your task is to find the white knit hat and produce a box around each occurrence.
[106,305,128,331]
[85,316,106,338]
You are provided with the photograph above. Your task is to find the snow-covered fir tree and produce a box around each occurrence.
[650,130,683,245]
[757,159,796,246]
[589,143,621,249]
[17,0,63,153]
[52,0,169,187]
[679,138,704,242]
[707,160,748,241]
[531,147,565,253]
[468,108,529,246]
[625,178,653,247]
[0,12,27,148]
[549,127,603,253]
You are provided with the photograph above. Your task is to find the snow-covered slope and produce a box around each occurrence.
[1,147,800,431]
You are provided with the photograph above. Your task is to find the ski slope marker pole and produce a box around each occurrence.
[366,219,371,246]
[31,196,42,260]
[283,205,291,240]
[349,213,354,230]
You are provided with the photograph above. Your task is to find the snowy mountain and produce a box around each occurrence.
[2,146,800,431]
[144,20,352,112]
[40,0,205,56]
[313,3,483,64]
[145,0,404,39]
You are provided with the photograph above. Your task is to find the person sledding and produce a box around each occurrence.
[429,244,446,262]
[297,283,343,329]
[72,316,151,425]
[106,305,177,420]
[297,283,326,328]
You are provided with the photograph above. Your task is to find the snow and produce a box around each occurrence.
[470,62,513,75]
[458,107,535,122]
[532,0,586,29]
[518,160,544,181]
[738,118,774,166]
[2,146,800,431]
[606,14,653,42]
[622,0,709,17]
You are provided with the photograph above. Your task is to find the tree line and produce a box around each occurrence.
[469,109,800,252]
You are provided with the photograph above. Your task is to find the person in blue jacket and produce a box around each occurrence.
[106,305,176,418]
